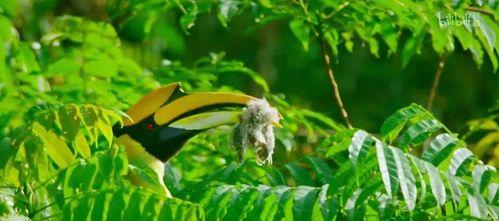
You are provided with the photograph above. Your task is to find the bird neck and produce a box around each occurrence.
[116,134,165,179]
[116,134,172,197]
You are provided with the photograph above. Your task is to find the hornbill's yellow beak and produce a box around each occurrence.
[113,83,257,197]
[113,82,256,162]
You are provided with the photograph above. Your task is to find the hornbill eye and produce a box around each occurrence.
[145,123,154,131]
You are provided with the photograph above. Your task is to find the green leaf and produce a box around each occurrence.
[123,190,146,220]
[13,43,40,74]
[0,214,31,220]
[72,196,92,221]
[300,109,345,132]
[318,184,338,221]
[246,186,278,221]
[425,162,446,206]
[356,26,380,57]
[97,119,113,145]
[380,22,398,53]
[180,12,197,34]
[46,58,80,76]
[304,157,333,185]
[375,141,399,198]
[428,18,452,54]
[392,148,417,211]
[90,192,109,221]
[63,187,202,221]
[84,58,118,78]
[376,193,395,220]
[422,133,460,166]
[223,186,259,221]
[444,171,462,203]
[0,138,20,186]
[106,189,129,220]
[324,30,339,56]
[448,148,474,176]
[409,156,427,204]
[348,130,374,164]
[345,180,382,219]
[380,104,427,143]
[257,0,272,8]
[476,16,498,72]
[454,25,484,67]
[128,160,165,195]
[488,183,498,203]
[284,163,314,186]
[265,166,287,186]
[217,0,239,28]
[31,122,74,168]
[164,162,182,195]
[412,156,447,206]
[274,186,293,220]
[0,15,17,41]
[58,104,81,141]
[74,132,91,158]
[398,119,443,149]
[402,25,426,67]
[467,190,489,219]
[329,156,354,193]
[118,10,158,42]
[472,165,496,194]
[289,19,310,51]
[345,188,363,219]
[206,185,236,219]
[476,16,496,56]
[292,186,318,221]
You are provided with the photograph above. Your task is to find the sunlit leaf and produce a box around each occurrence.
[376,141,399,198]
[422,133,460,166]
[392,148,417,211]
[380,104,428,143]
[289,19,310,51]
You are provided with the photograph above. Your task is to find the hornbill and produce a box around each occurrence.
[112,82,281,197]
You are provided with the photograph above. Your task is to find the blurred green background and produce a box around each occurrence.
[2,0,498,133]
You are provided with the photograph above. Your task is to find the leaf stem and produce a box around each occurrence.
[465,7,495,17]
[294,0,318,36]
[426,55,446,111]
[325,0,355,19]
[320,39,353,129]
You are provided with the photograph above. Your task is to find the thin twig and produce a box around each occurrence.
[320,39,353,129]
[325,0,356,19]
[295,0,319,36]
[426,55,446,111]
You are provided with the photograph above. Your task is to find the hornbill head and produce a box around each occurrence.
[113,82,278,162]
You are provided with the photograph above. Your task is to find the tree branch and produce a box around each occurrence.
[426,55,446,111]
[320,40,353,128]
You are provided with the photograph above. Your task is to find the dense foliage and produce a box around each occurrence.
[1,0,498,220]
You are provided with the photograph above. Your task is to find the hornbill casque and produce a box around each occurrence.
[112,82,281,197]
